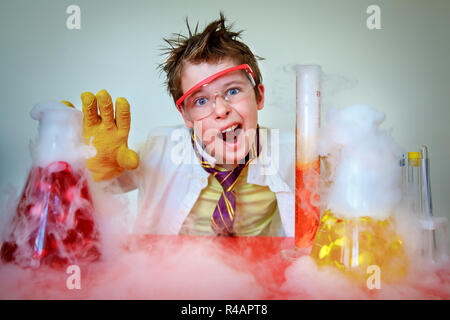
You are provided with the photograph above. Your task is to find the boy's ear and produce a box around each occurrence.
[256,83,265,111]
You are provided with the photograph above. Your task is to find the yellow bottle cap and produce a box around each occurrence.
[408,152,421,159]
[408,152,421,167]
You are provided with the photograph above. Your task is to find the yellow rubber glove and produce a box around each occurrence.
[61,89,139,181]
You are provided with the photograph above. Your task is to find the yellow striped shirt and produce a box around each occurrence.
[179,165,281,236]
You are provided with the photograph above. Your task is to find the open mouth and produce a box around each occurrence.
[217,123,242,144]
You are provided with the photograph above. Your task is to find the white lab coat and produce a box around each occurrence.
[118,124,295,236]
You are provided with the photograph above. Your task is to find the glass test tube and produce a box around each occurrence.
[404,148,448,264]
[407,152,423,217]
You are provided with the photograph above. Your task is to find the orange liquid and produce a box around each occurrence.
[295,160,320,248]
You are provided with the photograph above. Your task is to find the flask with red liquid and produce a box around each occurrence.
[1,102,100,269]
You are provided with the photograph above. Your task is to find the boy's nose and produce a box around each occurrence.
[213,96,232,119]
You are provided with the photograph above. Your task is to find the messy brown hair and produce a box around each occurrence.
[159,12,264,107]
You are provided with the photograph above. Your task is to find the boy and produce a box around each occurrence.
[66,14,295,237]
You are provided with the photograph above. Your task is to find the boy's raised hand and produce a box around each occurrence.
[62,89,139,181]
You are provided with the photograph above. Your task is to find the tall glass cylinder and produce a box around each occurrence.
[294,65,321,248]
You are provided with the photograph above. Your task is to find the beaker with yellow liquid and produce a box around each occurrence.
[309,108,409,283]
[311,210,408,283]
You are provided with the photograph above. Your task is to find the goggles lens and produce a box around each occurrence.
[176,64,256,121]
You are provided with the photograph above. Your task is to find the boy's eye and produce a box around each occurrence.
[194,97,208,107]
[226,88,240,96]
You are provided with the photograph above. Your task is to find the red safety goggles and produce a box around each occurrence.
[176,64,256,111]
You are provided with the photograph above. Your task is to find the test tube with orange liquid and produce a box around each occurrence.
[282,65,321,260]
[294,65,321,249]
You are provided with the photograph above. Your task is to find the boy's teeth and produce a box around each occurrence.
[221,124,238,133]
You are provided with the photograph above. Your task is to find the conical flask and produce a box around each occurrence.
[311,135,408,283]
[1,102,100,269]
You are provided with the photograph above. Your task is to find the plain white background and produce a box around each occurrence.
[0,0,449,236]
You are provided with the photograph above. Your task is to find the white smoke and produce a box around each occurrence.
[318,104,404,220]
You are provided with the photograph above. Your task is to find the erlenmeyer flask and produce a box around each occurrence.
[311,146,408,283]
[1,102,100,269]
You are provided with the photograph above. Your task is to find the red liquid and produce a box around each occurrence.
[295,160,320,248]
[1,161,100,269]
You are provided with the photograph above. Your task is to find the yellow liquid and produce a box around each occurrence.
[311,210,408,283]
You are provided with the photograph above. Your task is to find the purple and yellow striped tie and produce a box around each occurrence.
[191,126,260,236]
